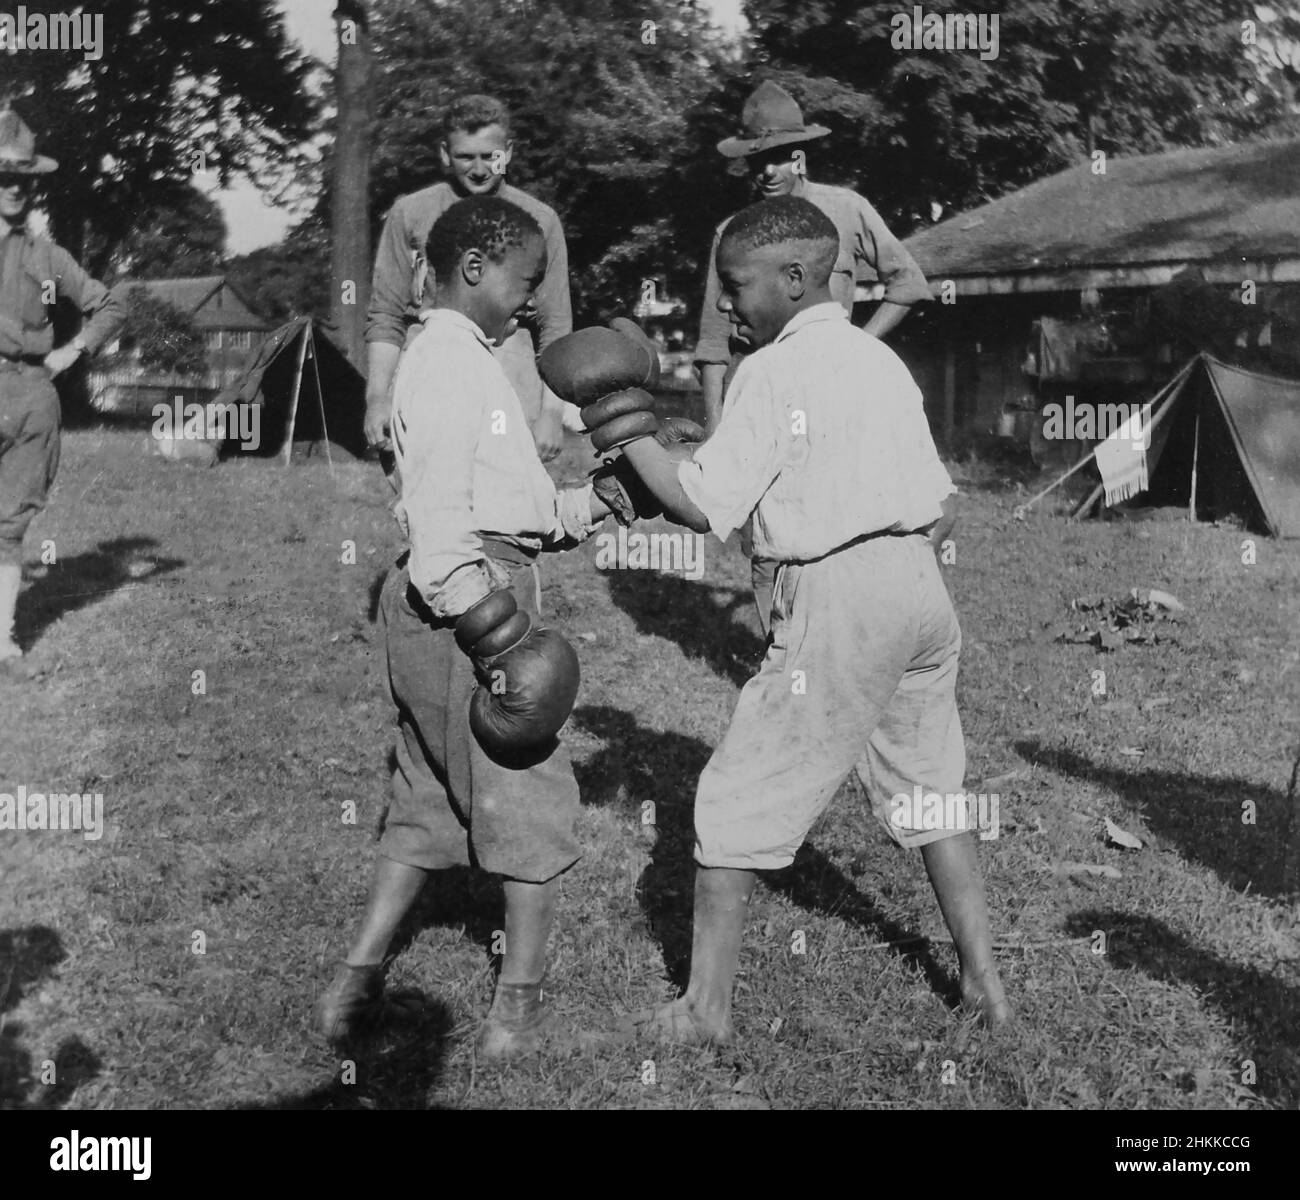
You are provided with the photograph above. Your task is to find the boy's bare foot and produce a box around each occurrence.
[476,1003,633,1061]
[959,964,1014,1030]
[632,997,734,1046]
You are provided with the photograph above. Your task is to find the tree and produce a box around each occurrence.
[107,287,209,377]
[226,219,333,325]
[109,188,228,279]
[2,0,317,274]
[367,0,738,321]
[741,0,1300,230]
[331,0,374,367]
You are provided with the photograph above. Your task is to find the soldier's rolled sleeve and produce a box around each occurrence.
[694,224,733,368]
[535,213,572,353]
[854,200,930,307]
[366,198,415,348]
[51,246,123,353]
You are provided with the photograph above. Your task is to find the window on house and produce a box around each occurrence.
[205,331,223,350]
[228,330,252,350]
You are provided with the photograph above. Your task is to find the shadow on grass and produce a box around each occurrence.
[769,841,962,1007]
[14,536,184,654]
[1017,740,1295,898]
[572,704,710,982]
[571,704,964,1007]
[239,998,456,1110]
[0,924,101,1109]
[1065,910,1300,1108]
[602,567,764,690]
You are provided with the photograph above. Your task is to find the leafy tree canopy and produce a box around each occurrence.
[110,286,209,376]
[3,0,318,274]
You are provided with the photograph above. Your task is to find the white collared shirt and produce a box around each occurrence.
[391,308,588,615]
[678,303,953,560]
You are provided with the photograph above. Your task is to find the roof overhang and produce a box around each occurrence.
[905,257,1300,299]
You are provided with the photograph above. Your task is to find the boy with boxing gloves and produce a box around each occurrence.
[544,196,1011,1045]
[315,195,625,1061]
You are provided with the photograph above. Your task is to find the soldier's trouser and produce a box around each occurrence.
[0,365,61,565]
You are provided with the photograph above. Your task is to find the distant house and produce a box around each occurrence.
[893,137,1300,446]
[91,275,271,416]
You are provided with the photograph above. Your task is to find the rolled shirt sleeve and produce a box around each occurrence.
[391,329,487,615]
[534,209,572,353]
[49,244,123,354]
[694,222,733,368]
[848,192,930,308]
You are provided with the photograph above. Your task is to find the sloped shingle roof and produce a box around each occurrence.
[905,138,1300,283]
[112,276,269,331]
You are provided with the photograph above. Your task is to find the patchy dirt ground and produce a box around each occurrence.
[2,426,1298,1110]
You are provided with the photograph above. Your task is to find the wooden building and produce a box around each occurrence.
[891,137,1300,449]
[91,276,271,416]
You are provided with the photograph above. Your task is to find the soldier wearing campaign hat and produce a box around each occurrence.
[0,107,124,660]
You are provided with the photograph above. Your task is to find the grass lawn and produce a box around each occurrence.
[1,422,1298,1110]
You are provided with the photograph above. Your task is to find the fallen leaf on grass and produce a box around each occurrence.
[1140,696,1172,711]
[1118,746,1146,757]
[1053,861,1122,881]
[577,631,597,642]
[1105,818,1144,850]
[1132,587,1185,613]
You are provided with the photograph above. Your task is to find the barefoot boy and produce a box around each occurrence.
[605,196,1010,1043]
[316,196,616,1060]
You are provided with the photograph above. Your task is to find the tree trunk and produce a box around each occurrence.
[330,1,373,370]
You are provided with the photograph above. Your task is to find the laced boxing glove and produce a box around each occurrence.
[538,323,660,407]
[591,441,700,525]
[654,416,707,448]
[453,588,580,758]
[581,387,660,454]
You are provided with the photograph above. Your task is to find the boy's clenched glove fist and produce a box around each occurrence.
[581,387,659,453]
[453,589,580,758]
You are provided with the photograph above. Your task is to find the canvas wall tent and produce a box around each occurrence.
[1035,353,1300,537]
[217,317,367,463]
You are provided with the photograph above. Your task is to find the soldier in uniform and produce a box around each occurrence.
[0,108,124,659]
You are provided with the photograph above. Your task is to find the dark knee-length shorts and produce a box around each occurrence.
[377,544,582,883]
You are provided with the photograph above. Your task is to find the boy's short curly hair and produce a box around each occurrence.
[425,195,542,284]
[719,196,839,284]
[444,94,511,141]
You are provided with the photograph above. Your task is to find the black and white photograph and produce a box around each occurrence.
[1,0,1298,1144]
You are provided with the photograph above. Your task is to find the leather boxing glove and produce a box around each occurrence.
[654,416,707,448]
[453,589,581,757]
[607,317,662,389]
[591,442,698,525]
[538,326,660,406]
[582,387,660,454]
